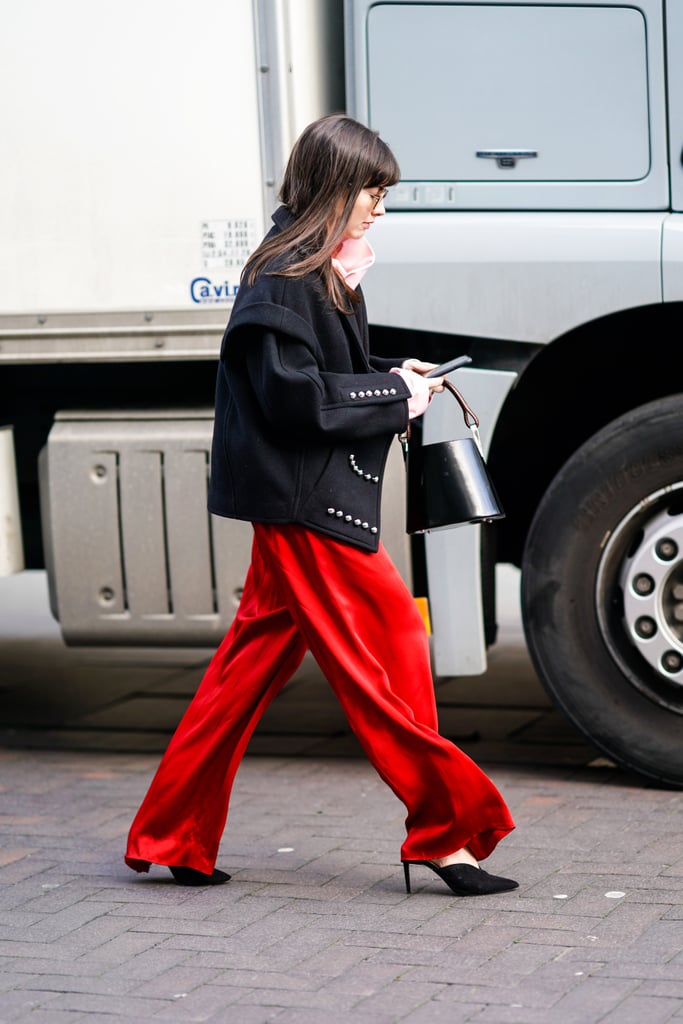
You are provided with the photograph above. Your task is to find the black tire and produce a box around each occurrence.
[521,395,683,787]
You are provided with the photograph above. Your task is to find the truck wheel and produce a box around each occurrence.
[520,395,683,787]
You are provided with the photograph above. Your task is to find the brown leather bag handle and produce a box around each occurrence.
[400,377,481,450]
[443,378,480,429]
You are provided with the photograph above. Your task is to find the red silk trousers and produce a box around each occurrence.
[125,523,514,875]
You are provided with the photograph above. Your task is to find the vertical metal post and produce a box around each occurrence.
[253,0,292,222]
[0,426,25,575]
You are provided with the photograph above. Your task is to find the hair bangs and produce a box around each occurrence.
[361,137,401,190]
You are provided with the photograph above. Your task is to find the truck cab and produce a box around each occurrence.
[2,0,683,786]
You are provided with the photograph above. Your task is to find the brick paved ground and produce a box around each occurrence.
[1,571,682,1022]
[0,748,682,1024]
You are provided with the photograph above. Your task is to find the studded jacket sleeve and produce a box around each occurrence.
[242,329,410,442]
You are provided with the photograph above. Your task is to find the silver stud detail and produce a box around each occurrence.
[389,388,397,395]
[370,526,378,534]
[348,452,378,484]
[349,391,357,399]
[327,508,335,515]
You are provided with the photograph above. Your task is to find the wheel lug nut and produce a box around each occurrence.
[661,650,683,673]
[655,537,678,561]
[635,616,657,639]
[633,573,654,596]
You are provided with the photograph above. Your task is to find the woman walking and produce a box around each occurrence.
[125,114,518,896]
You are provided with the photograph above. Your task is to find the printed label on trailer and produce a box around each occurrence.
[201,218,256,270]
[191,218,255,303]
[190,276,240,304]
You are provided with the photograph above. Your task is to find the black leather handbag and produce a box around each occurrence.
[402,379,505,534]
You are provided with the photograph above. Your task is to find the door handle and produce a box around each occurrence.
[476,149,538,169]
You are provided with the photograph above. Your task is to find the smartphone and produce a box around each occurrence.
[425,354,472,378]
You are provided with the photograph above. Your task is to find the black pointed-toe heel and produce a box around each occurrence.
[403,860,518,896]
[169,866,231,887]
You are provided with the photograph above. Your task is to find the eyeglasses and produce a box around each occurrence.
[364,187,389,209]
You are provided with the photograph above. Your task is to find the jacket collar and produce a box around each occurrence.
[272,205,295,231]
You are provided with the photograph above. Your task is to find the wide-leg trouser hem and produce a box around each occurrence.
[124,523,515,874]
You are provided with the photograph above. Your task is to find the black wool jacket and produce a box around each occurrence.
[207,207,411,553]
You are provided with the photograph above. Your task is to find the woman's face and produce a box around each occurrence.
[342,187,388,240]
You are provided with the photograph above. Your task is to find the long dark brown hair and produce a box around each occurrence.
[242,114,400,311]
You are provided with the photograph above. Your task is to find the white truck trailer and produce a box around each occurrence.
[2,0,683,786]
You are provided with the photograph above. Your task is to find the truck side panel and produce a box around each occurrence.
[365,212,664,344]
[1,0,263,316]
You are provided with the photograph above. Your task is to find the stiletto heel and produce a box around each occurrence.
[402,859,517,897]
